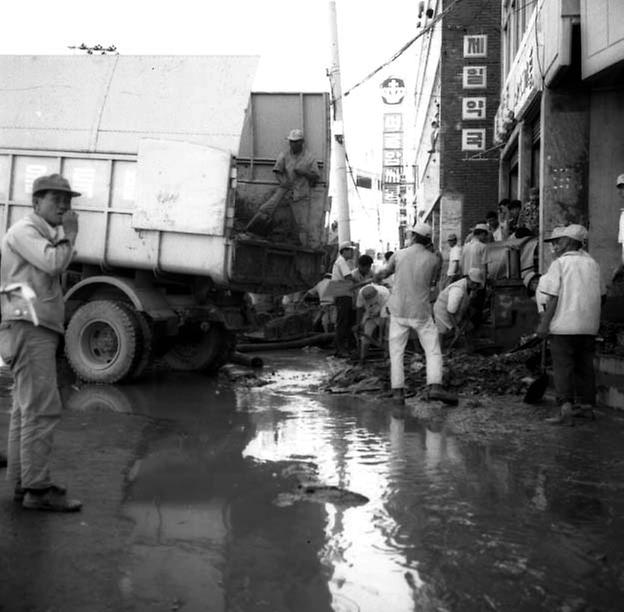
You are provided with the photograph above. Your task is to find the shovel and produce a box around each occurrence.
[523,339,548,404]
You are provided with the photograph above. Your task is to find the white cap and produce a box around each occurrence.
[287,129,304,141]
[339,241,356,251]
[544,226,566,242]
[468,267,485,286]
[617,173,624,186]
[411,222,432,238]
[560,224,588,243]
[473,223,490,233]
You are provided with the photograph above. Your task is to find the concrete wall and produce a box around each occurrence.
[588,89,624,285]
[541,88,590,237]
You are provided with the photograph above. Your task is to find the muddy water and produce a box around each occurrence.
[66,353,624,611]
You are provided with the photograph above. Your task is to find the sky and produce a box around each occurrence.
[2,0,419,171]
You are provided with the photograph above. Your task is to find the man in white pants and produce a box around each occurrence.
[375,223,457,406]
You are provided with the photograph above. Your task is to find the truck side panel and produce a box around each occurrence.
[0,151,230,283]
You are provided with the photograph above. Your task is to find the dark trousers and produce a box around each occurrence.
[549,334,596,406]
[334,296,354,354]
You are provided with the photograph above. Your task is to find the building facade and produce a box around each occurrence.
[411,0,502,250]
[495,0,624,283]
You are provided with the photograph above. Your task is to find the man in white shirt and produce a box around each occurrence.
[331,241,356,356]
[375,223,456,406]
[460,223,489,274]
[354,283,390,363]
[537,224,604,424]
[445,234,462,286]
[434,268,485,347]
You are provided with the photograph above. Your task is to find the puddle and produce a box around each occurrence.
[61,352,624,611]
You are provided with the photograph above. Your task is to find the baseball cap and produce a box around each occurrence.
[287,129,304,141]
[543,226,566,242]
[32,173,81,197]
[411,222,432,238]
[473,223,490,233]
[616,173,624,187]
[468,267,485,286]
[447,233,458,241]
[360,285,378,300]
[339,241,356,251]
[560,224,588,243]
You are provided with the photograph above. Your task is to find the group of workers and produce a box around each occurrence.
[329,222,488,407]
[324,172,624,424]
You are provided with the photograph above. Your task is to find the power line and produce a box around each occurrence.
[338,0,463,101]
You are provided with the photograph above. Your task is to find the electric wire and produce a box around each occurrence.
[336,0,463,101]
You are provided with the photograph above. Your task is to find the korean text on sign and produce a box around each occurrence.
[462,98,486,120]
[463,66,487,89]
[462,129,486,151]
[463,35,487,58]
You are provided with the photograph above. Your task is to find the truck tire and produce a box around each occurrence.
[163,325,229,372]
[117,303,153,380]
[65,300,139,383]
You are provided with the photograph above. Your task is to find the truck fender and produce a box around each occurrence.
[64,275,177,323]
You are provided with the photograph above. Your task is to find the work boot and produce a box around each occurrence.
[545,402,574,425]
[13,482,66,503]
[426,384,458,406]
[572,403,597,420]
[22,485,81,512]
[0,452,6,469]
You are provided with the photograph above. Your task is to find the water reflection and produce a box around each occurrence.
[65,374,332,612]
[63,355,624,612]
[237,354,624,611]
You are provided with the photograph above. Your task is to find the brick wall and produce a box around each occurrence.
[439,0,502,239]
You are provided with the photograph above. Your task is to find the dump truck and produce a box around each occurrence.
[0,55,331,382]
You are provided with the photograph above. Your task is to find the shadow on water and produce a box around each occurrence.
[65,372,332,612]
[64,353,624,612]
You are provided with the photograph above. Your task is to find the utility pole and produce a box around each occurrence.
[328,0,351,244]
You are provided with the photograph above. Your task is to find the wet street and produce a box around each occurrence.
[2,350,624,612]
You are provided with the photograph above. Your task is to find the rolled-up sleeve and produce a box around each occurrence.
[7,224,74,275]
[538,261,561,297]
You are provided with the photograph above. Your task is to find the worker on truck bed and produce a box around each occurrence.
[245,129,321,247]
[0,174,82,512]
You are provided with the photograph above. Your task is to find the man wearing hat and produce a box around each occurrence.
[444,233,462,287]
[245,129,321,247]
[331,241,356,357]
[460,223,489,275]
[536,224,604,424]
[375,223,456,406]
[434,267,485,348]
[0,174,82,511]
[354,283,390,363]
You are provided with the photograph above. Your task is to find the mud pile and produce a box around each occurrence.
[324,346,540,399]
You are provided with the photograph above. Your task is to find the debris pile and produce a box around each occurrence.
[323,346,541,399]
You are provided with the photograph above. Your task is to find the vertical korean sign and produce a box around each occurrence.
[381,76,405,205]
[462,35,488,153]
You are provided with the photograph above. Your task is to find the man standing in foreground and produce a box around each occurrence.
[0,174,82,511]
[536,224,604,424]
[376,223,456,406]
